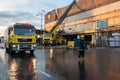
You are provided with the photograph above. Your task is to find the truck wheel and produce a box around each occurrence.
[8,48,15,54]
[5,48,9,53]
[30,50,34,55]
[9,49,13,54]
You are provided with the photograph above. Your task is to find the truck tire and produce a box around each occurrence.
[30,50,34,55]
[9,46,15,54]
[5,48,9,53]
[9,49,14,54]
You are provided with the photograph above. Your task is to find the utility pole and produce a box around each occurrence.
[40,13,42,32]
[36,10,45,33]
[41,10,46,32]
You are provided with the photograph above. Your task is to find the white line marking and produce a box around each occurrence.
[39,70,51,77]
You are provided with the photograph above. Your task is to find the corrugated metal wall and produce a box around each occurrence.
[57,6,68,20]
[45,0,120,23]
[64,22,94,33]
[45,10,57,23]
[63,1,120,24]
[45,21,57,32]
[63,16,120,34]
[46,9,120,32]
[77,0,111,9]
[108,16,120,26]
[67,4,80,17]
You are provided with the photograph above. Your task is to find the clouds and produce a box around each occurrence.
[0,11,32,18]
[0,10,35,24]
[0,0,56,12]
[0,0,73,32]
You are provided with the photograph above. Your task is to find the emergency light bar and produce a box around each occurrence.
[15,23,33,26]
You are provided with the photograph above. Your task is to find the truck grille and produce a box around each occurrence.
[18,38,32,42]
[19,44,31,50]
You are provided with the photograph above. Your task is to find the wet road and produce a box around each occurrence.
[0,47,120,80]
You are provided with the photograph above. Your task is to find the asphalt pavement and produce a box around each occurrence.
[0,57,9,80]
[0,46,120,80]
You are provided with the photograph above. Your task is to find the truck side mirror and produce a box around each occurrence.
[8,27,13,34]
[52,34,54,37]
[8,29,10,34]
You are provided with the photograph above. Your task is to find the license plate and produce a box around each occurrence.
[23,45,28,47]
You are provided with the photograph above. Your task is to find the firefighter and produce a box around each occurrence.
[77,35,87,61]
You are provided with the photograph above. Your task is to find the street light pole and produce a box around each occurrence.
[36,10,46,34]
[41,10,46,32]
[40,13,43,31]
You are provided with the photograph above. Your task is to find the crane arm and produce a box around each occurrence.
[50,0,76,33]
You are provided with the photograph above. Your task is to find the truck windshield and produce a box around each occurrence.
[14,26,35,36]
[43,33,52,37]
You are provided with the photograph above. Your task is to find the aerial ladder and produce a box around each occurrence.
[43,0,76,46]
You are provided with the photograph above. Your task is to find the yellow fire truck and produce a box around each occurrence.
[4,23,37,54]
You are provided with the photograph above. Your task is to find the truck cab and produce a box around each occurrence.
[4,23,37,54]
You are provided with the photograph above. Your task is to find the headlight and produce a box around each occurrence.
[50,41,52,43]
[33,44,36,47]
[12,45,16,48]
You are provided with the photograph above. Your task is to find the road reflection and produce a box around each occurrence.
[78,61,86,80]
[7,53,37,80]
[46,48,67,79]
[45,48,83,80]
[49,48,53,58]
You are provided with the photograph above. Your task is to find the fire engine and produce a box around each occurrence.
[4,23,37,54]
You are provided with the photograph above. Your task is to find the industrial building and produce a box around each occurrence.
[45,0,120,47]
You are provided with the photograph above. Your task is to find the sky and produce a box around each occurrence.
[0,0,74,36]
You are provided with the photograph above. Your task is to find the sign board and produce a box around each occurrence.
[96,20,102,28]
[102,21,108,28]
[96,20,108,29]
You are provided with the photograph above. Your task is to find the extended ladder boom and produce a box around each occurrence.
[50,0,76,32]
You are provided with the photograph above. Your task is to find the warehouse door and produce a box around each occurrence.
[84,35,92,45]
